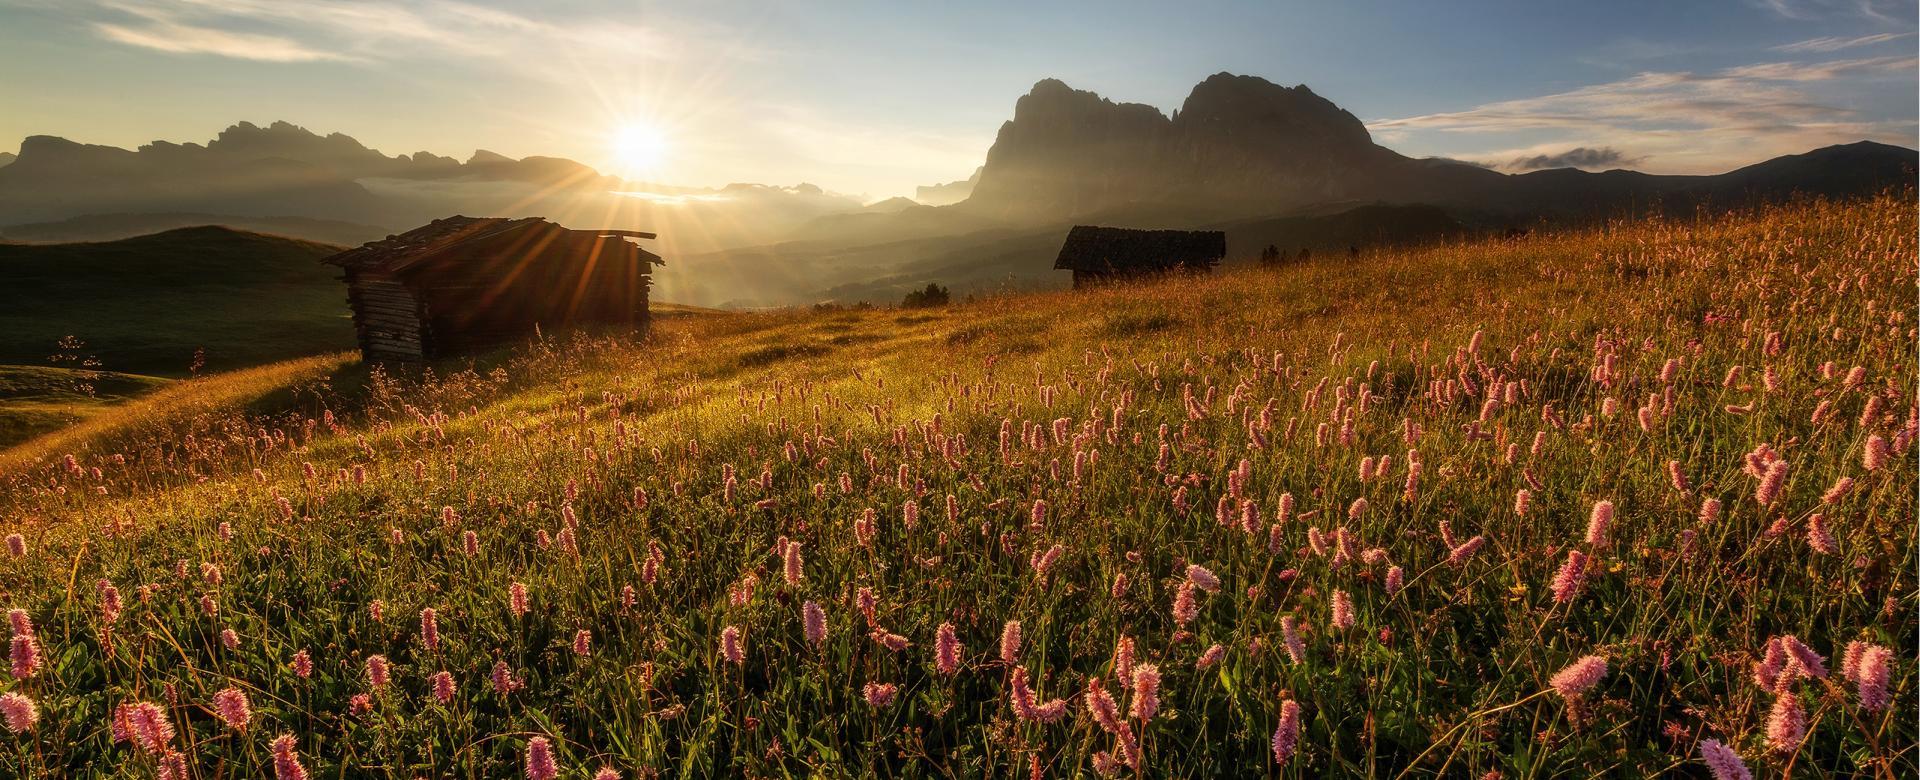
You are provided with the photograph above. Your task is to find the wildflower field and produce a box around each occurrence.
[0,194,1913,778]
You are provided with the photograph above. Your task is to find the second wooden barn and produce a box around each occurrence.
[322,216,662,363]
[1053,226,1226,289]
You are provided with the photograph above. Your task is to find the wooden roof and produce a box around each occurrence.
[1053,226,1226,273]
[323,216,661,274]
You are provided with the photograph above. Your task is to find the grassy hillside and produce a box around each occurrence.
[0,226,354,376]
[0,366,171,447]
[0,195,1910,778]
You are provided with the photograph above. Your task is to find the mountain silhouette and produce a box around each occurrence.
[959,73,1917,223]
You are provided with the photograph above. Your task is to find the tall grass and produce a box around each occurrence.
[0,194,1911,778]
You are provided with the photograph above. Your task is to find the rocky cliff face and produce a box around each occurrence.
[966,73,1419,221]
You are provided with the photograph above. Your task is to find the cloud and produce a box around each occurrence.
[93,17,350,62]
[56,1,763,72]
[1369,56,1916,173]
[1773,32,1913,52]
[1498,146,1642,172]
[1719,55,1916,81]
[1750,0,1912,23]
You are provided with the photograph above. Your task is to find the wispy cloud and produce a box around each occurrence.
[48,0,767,72]
[1773,32,1913,52]
[1749,0,1911,23]
[93,17,349,62]
[1370,56,1916,173]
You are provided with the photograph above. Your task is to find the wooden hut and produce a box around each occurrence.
[322,216,661,363]
[1052,226,1226,288]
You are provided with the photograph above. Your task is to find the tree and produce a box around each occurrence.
[902,282,950,308]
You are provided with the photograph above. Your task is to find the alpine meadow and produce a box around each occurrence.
[1,2,1917,778]
[0,193,1912,777]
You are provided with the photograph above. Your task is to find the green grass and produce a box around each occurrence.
[0,195,1910,778]
[0,365,171,447]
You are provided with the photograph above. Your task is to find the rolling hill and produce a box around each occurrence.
[0,225,354,376]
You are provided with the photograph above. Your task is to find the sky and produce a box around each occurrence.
[0,0,1915,200]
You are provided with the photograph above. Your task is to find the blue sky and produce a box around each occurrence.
[0,0,1914,198]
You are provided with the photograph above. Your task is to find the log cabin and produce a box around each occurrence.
[1053,226,1226,289]
[322,216,662,363]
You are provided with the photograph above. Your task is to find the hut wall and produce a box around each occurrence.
[399,237,652,357]
[345,270,430,363]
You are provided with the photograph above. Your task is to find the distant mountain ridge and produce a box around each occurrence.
[957,72,1918,223]
[0,121,872,254]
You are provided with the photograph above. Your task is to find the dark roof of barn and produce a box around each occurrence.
[322,216,661,273]
[1053,226,1226,273]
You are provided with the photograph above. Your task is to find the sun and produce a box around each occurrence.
[610,122,670,178]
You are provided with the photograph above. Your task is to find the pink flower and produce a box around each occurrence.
[1008,667,1066,722]
[291,649,313,679]
[1271,699,1301,763]
[862,681,899,708]
[1385,565,1405,595]
[366,654,391,688]
[127,701,175,754]
[1765,694,1806,753]
[1754,461,1787,506]
[935,622,961,675]
[1172,582,1200,626]
[1185,564,1221,593]
[1196,643,1226,670]
[1330,590,1355,631]
[431,671,455,704]
[1853,643,1893,711]
[420,607,440,652]
[1084,677,1125,733]
[782,540,804,586]
[510,582,530,619]
[7,609,31,638]
[721,625,744,666]
[526,736,559,780]
[0,692,36,733]
[1779,635,1828,679]
[271,734,310,780]
[10,634,38,679]
[1447,536,1486,566]
[803,601,828,648]
[593,769,621,780]
[1698,739,1752,780]
[3,534,22,557]
[1699,497,1722,523]
[1513,489,1532,517]
[999,620,1022,665]
[212,687,251,730]
[1280,616,1306,663]
[1551,550,1589,604]
[1806,514,1838,554]
[1821,476,1854,504]
[1863,434,1889,471]
[1129,664,1161,721]
[1585,501,1614,546]
[573,629,593,657]
[1114,635,1136,685]
[491,660,521,695]
[1549,655,1608,701]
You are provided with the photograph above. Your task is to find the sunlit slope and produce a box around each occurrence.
[0,194,1911,778]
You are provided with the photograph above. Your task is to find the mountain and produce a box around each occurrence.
[0,226,353,375]
[958,73,1916,223]
[0,121,875,254]
[0,152,14,168]
[915,167,980,205]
